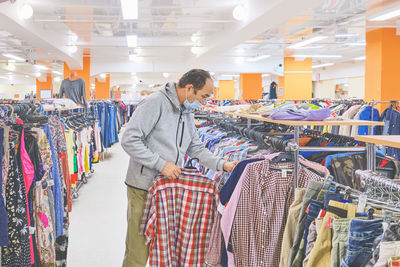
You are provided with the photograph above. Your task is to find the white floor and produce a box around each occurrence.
[67,133,129,267]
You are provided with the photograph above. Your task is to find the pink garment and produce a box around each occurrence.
[221,153,279,267]
[17,119,35,264]
[37,212,49,228]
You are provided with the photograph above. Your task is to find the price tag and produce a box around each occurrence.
[357,194,367,213]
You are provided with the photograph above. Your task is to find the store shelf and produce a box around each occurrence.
[355,135,400,149]
[224,112,385,126]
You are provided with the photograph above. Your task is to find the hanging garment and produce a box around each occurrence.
[140,169,218,266]
[0,127,9,247]
[1,129,31,267]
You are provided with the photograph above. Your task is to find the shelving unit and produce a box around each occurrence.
[223,111,384,187]
[355,135,400,172]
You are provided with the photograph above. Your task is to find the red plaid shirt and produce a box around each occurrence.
[140,169,218,266]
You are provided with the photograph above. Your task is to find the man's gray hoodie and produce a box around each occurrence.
[121,82,226,190]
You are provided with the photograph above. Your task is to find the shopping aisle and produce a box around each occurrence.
[67,132,129,267]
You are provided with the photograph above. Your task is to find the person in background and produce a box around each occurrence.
[58,71,87,107]
[121,69,238,267]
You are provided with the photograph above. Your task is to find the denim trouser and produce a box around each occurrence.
[324,193,347,210]
[301,200,323,259]
[341,219,383,267]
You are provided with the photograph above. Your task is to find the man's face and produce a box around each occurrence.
[187,78,214,104]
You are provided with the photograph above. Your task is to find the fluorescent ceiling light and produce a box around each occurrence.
[100,73,107,79]
[2,53,24,61]
[0,76,7,79]
[25,75,29,78]
[233,4,248,21]
[70,32,78,42]
[35,65,48,70]
[52,70,63,75]
[163,72,170,78]
[35,73,41,77]
[191,46,204,55]
[287,36,328,49]
[293,54,342,58]
[262,74,270,77]
[354,56,366,61]
[54,77,61,82]
[131,72,136,75]
[19,3,33,20]
[8,64,16,71]
[120,0,138,20]
[129,54,137,61]
[369,7,400,21]
[290,45,324,50]
[247,55,271,62]
[126,35,138,47]
[346,42,366,46]
[68,45,78,53]
[312,63,334,69]
[335,33,359,37]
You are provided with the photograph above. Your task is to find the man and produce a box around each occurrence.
[121,69,237,266]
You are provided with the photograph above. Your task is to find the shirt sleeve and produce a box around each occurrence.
[140,188,156,245]
[121,96,166,172]
[80,79,87,107]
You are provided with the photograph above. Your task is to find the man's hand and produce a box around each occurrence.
[161,162,182,179]
[223,161,239,173]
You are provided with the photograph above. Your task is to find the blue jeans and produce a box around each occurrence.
[324,193,348,210]
[341,219,383,267]
[302,200,323,259]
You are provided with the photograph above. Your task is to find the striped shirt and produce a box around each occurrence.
[140,169,218,266]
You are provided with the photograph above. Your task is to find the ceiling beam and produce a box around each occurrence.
[0,1,82,69]
[189,0,323,66]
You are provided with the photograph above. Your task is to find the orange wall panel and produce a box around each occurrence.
[94,74,110,99]
[240,73,262,100]
[277,76,285,99]
[219,80,235,100]
[36,73,53,100]
[283,57,312,100]
[64,56,91,99]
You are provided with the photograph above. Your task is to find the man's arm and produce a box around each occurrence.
[121,97,166,172]
[186,130,226,171]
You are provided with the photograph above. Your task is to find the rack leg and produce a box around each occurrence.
[247,118,251,128]
[294,126,300,189]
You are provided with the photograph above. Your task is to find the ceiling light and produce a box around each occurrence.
[262,74,270,77]
[120,0,138,20]
[54,76,61,82]
[52,70,63,75]
[70,32,78,42]
[293,54,342,58]
[131,72,136,76]
[35,73,41,77]
[163,73,170,78]
[2,53,24,61]
[126,35,138,47]
[247,55,271,62]
[335,33,359,37]
[290,45,324,50]
[346,42,366,46]
[0,76,7,79]
[233,4,248,21]
[8,64,16,71]
[191,46,204,55]
[25,75,29,78]
[35,65,48,70]
[19,3,33,20]
[68,45,78,53]
[210,71,215,76]
[100,73,107,79]
[287,36,328,49]
[369,7,400,21]
[354,56,366,61]
[312,63,334,69]
[191,34,202,44]
[129,54,137,61]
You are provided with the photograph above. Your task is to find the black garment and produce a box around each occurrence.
[59,78,87,106]
[269,81,277,99]
[1,129,31,267]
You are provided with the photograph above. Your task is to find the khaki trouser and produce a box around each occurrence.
[122,187,149,267]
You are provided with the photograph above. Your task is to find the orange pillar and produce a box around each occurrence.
[64,56,91,100]
[36,73,53,100]
[365,28,400,111]
[277,76,285,99]
[283,57,312,100]
[219,80,235,99]
[94,74,110,99]
[240,73,262,100]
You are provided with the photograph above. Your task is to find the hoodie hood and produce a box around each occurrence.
[160,82,193,114]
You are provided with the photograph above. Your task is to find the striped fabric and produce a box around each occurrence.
[140,169,218,266]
